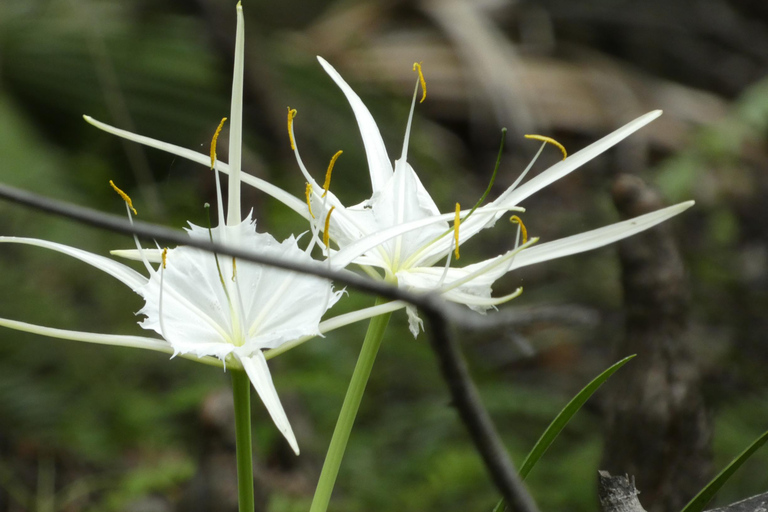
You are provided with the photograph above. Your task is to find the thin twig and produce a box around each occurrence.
[423,308,540,512]
[0,183,538,512]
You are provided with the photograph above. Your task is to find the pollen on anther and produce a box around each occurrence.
[412,62,427,103]
[161,247,168,269]
[210,117,228,169]
[454,203,461,260]
[305,182,315,219]
[510,215,528,244]
[323,150,343,197]
[287,107,298,150]
[524,134,567,160]
[109,180,137,215]
[324,206,335,249]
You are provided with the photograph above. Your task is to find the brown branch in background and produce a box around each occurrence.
[0,183,540,512]
[598,471,647,512]
[598,472,768,512]
[601,175,711,512]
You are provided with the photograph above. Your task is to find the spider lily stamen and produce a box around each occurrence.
[323,150,342,197]
[324,207,335,249]
[509,215,528,247]
[287,107,298,150]
[204,203,229,291]
[305,183,315,219]
[159,247,169,340]
[525,134,567,160]
[110,180,152,273]
[210,117,228,169]
[413,62,427,103]
[109,180,137,216]
[453,203,461,260]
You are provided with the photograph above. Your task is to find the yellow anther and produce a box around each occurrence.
[210,117,228,169]
[323,206,335,249]
[454,203,461,260]
[323,150,343,197]
[305,182,315,219]
[109,180,137,215]
[509,215,528,244]
[232,257,237,281]
[287,107,298,150]
[524,134,567,160]
[161,248,168,269]
[413,62,427,103]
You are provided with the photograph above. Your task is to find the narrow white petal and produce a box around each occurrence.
[111,248,163,263]
[227,2,245,226]
[0,317,226,368]
[317,56,393,193]
[264,300,407,360]
[406,305,424,337]
[509,201,695,271]
[240,352,299,455]
[443,287,523,307]
[83,116,308,218]
[0,237,147,290]
[319,300,405,333]
[494,111,663,208]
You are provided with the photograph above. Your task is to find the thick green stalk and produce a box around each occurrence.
[231,369,255,512]
[310,298,392,512]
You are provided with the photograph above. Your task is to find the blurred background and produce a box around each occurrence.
[1,0,767,511]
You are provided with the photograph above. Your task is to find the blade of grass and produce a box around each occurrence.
[518,354,636,479]
[680,429,768,512]
[491,355,636,512]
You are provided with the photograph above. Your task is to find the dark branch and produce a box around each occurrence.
[423,308,540,512]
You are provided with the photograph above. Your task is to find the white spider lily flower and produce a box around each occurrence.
[81,29,693,335]
[0,3,412,455]
[290,58,694,334]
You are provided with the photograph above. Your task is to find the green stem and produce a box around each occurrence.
[310,298,392,512]
[231,369,255,512]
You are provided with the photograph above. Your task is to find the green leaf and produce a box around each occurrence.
[680,429,768,512]
[518,354,636,480]
[491,355,635,512]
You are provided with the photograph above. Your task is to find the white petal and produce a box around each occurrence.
[508,201,695,271]
[111,248,163,263]
[317,56,393,193]
[442,287,523,307]
[494,111,663,208]
[264,300,407,360]
[137,241,236,360]
[0,237,147,290]
[405,306,424,338]
[0,317,226,368]
[410,111,664,267]
[83,116,308,218]
[233,236,342,350]
[226,2,245,226]
[240,352,299,455]
[370,160,447,264]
